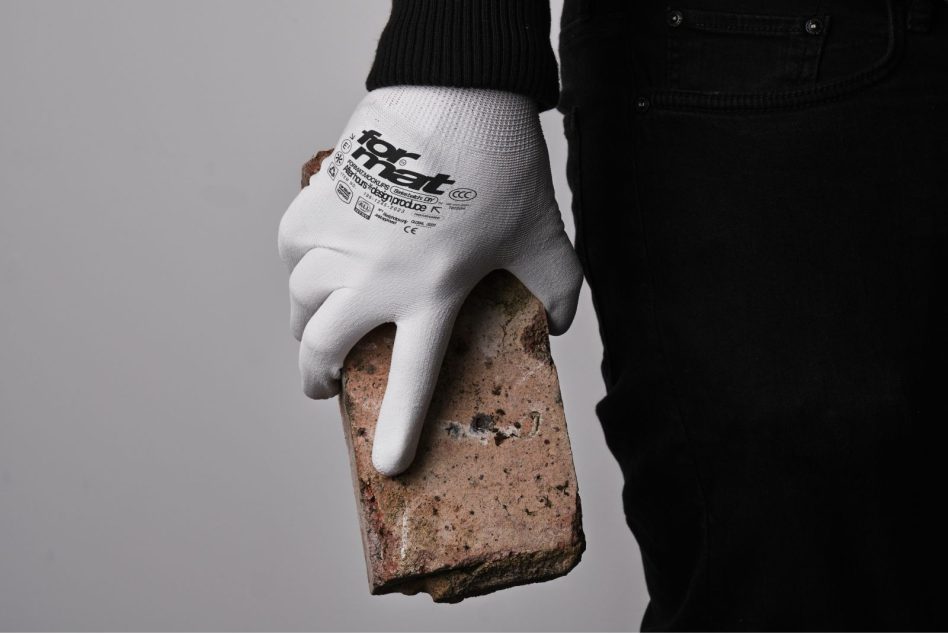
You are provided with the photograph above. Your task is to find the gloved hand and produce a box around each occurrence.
[278,86,582,476]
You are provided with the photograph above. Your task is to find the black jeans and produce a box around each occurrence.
[558,0,948,630]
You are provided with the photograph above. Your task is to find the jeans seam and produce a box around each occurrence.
[628,114,715,626]
[564,107,616,384]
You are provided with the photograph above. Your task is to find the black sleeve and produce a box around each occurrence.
[366,0,559,111]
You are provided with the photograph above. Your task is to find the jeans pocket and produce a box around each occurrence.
[668,8,829,93]
[653,0,901,112]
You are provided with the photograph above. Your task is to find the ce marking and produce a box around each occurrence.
[403,226,419,235]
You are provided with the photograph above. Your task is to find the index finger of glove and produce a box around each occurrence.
[371,306,460,477]
[298,288,382,400]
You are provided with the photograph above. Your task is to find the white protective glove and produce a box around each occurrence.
[278,86,582,476]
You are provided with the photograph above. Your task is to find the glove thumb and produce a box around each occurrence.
[507,228,583,336]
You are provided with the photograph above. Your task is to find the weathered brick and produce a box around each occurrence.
[303,152,585,603]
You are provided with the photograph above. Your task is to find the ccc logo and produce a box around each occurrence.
[448,188,478,202]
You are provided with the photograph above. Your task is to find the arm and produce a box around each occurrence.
[367,0,560,111]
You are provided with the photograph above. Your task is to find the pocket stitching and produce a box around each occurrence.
[653,0,901,112]
[679,9,824,36]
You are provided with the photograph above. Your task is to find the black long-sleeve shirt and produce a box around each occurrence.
[366,0,560,111]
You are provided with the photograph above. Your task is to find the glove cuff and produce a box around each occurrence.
[365,86,542,154]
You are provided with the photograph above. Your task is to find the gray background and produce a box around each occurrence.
[0,1,648,630]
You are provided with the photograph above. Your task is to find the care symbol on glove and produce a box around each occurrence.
[354,196,375,219]
[335,181,353,204]
[448,188,477,201]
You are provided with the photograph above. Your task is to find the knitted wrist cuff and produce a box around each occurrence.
[366,86,541,154]
[366,0,560,112]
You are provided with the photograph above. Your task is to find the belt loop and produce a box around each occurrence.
[907,0,935,32]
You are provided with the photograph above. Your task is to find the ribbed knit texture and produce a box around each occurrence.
[370,87,540,153]
[366,0,560,112]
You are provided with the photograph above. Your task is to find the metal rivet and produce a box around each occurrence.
[667,9,684,27]
[635,96,650,113]
[804,17,823,35]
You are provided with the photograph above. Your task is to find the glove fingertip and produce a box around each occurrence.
[371,439,414,477]
[544,247,584,336]
[546,295,579,336]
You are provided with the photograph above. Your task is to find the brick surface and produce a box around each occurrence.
[302,152,585,603]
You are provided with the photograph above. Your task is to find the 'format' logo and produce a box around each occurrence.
[351,130,455,194]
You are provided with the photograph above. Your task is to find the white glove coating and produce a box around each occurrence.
[278,86,582,476]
